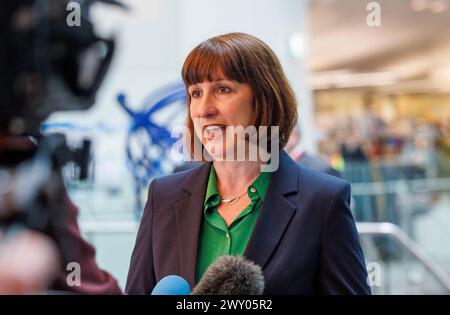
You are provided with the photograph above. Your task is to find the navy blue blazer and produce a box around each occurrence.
[126,150,371,295]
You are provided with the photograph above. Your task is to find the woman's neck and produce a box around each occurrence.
[213,160,263,197]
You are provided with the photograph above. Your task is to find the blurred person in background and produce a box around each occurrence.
[437,120,450,176]
[286,124,341,178]
[400,120,439,179]
[356,100,386,145]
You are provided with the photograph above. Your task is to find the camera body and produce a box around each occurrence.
[0,0,117,135]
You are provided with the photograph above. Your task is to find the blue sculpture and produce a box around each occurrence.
[118,82,187,218]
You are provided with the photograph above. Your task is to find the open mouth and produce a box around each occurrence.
[203,124,227,140]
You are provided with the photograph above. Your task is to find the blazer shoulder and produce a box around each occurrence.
[149,162,210,202]
[297,164,350,197]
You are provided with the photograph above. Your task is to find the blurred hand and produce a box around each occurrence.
[0,229,60,294]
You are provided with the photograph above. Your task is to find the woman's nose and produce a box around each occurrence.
[196,92,218,119]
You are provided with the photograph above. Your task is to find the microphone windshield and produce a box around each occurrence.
[192,255,264,295]
[151,275,191,295]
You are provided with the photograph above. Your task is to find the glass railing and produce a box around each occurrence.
[344,158,450,294]
[358,222,450,295]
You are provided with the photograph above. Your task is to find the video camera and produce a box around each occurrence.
[0,0,124,282]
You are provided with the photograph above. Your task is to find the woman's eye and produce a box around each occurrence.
[191,90,201,98]
[217,86,231,94]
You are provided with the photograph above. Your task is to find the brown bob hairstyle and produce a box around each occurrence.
[181,32,298,159]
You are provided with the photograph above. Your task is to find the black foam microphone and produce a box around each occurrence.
[191,255,265,295]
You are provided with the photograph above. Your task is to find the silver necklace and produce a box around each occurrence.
[220,190,248,205]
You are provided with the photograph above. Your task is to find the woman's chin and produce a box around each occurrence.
[203,142,232,161]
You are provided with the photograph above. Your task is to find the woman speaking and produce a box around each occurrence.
[126,33,371,295]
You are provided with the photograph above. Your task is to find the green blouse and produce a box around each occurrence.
[195,165,271,283]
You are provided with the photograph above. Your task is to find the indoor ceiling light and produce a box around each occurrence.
[410,0,449,13]
[411,0,428,11]
[429,0,449,13]
[289,32,306,59]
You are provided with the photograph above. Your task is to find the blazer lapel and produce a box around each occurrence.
[174,162,212,288]
[244,150,298,269]
[172,150,298,286]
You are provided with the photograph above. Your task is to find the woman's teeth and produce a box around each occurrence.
[204,125,226,140]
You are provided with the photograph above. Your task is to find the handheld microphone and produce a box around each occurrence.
[151,275,191,295]
[192,255,265,295]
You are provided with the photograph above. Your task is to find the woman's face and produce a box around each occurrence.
[188,78,257,160]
